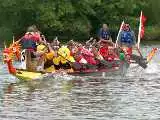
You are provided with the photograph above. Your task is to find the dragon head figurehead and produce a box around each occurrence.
[3,47,13,63]
[3,45,18,74]
[9,42,21,61]
[3,41,21,63]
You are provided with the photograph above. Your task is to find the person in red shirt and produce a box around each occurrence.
[21,25,43,51]
[107,46,119,61]
[79,45,97,65]
[20,25,45,71]
[99,41,109,60]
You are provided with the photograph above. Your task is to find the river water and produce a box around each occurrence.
[0,45,160,120]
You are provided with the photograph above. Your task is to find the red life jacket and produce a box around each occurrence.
[21,32,40,50]
[122,47,132,56]
[107,53,118,61]
[23,33,40,42]
[107,47,119,61]
[99,47,108,58]
[77,47,97,65]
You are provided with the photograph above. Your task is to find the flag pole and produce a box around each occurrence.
[115,21,125,47]
[4,41,7,48]
[12,36,15,43]
[137,11,142,49]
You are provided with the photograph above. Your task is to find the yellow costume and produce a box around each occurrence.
[37,44,55,62]
[37,44,48,53]
[53,46,75,65]
[37,45,75,71]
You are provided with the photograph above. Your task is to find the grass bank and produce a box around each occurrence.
[144,26,160,41]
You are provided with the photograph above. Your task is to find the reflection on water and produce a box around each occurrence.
[0,46,160,120]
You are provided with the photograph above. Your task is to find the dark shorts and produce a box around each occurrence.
[31,52,36,58]
[44,59,54,69]
[54,62,71,70]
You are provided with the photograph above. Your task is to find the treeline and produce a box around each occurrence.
[0,0,159,42]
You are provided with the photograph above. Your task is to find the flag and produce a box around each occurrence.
[140,11,147,39]
[137,11,146,48]
[115,21,125,47]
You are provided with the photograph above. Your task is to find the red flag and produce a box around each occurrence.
[137,11,146,49]
[140,12,147,39]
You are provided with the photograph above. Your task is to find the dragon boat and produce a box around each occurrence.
[2,39,157,81]
[2,46,128,80]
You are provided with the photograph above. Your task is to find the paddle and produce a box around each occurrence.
[58,53,97,70]
[97,59,121,68]
[146,48,158,63]
[85,37,94,45]
[117,46,147,69]
[130,54,147,69]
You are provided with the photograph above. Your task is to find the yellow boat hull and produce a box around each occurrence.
[14,66,56,80]
[15,70,43,80]
[14,66,74,81]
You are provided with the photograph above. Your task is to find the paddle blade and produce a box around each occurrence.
[71,62,82,70]
[131,54,147,69]
[72,62,97,70]
[147,48,158,63]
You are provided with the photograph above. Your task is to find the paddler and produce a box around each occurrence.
[117,24,136,58]
[77,44,97,65]
[91,46,103,61]
[71,43,88,64]
[36,41,50,71]
[57,46,75,70]
[107,46,119,61]
[98,24,112,43]
[118,24,136,48]
[49,38,75,70]
[99,40,110,61]
[50,37,61,70]
[98,24,115,59]
[67,40,77,55]
[51,37,60,50]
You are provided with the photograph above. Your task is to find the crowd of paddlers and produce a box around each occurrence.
[8,23,138,72]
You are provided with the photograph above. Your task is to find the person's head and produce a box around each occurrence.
[37,44,48,53]
[27,25,39,33]
[102,24,108,31]
[122,24,131,31]
[108,46,115,54]
[125,24,131,31]
[78,43,83,48]
[51,37,60,50]
[85,42,91,49]
[67,40,75,47]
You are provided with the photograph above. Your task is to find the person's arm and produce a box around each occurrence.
[98,29,102,40]
[117,31,122,45]
[86,37,93,45]
[132,31,136,45]
[47,43,54,52]
[109,36,112,42]
[108,30,112,42]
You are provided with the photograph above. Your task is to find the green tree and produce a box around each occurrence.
[0,0,159,42]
